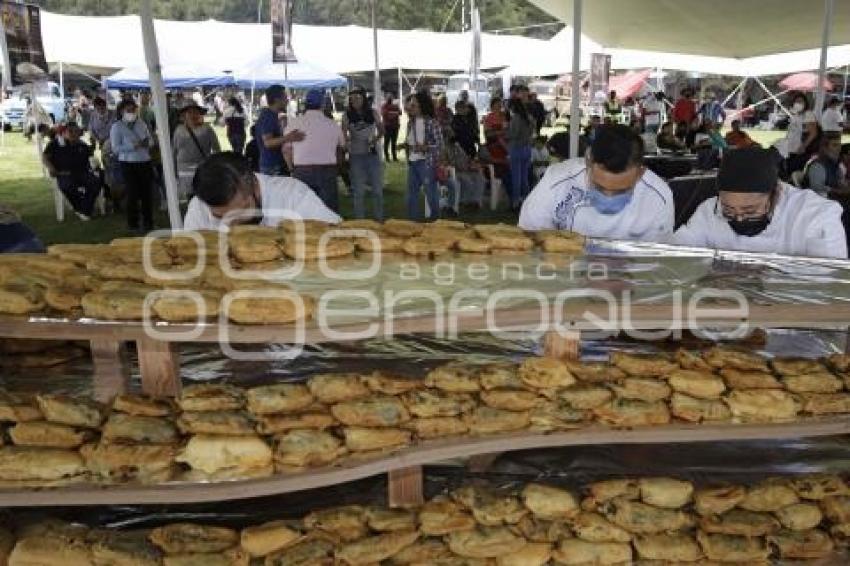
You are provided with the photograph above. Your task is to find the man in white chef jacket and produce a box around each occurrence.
[183,152,341,230]
[671,147,847,259]
[518,124,674,242]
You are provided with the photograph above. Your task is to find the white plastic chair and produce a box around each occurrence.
[487,164,506,211]
[424,166,459,219]
[50,176,106,222]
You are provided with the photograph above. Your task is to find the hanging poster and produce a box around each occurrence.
[589,53,612,105]
[0,2,48,86]
[271,0,298,63]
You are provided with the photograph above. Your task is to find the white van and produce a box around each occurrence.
[0,81,67,131]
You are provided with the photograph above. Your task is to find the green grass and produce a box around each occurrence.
[1,124,846,245]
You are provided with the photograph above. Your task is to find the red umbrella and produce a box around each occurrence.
[779,72,833,92]
[608,69,653,100]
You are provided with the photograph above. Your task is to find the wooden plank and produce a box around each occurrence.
[136,338,181,397]
[90,339,130,403]
[543,330,581,360]
[0,417,846,507]
[388,466,424,508]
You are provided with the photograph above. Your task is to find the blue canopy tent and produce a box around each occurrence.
[234,58,347,89]
[104,63,235,89]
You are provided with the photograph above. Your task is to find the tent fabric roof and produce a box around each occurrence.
[779,72,834,92]
[528,0,850,59]
[104,64,236,89]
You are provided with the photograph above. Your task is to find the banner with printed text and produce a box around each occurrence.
[0,2,48,86]
[271,0,298,63]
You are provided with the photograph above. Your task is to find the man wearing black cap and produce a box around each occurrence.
[519,124,674,242]
[672,147,847,258]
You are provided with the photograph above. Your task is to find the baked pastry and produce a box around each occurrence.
[446,527,526,558]
[783,372,844,394]
[456,238,492,253]
[699,509,780,536]
[724,389,800,421]
[81,290,148,320]
[274,429,346,468]
[178,384,244,412]
[775,502,823,531]
[603,497,695,533]
[90,529,162,566]
[477,363,522,390]
[401,237,452,256]
[518,357,575,389]
[245,383,314,415]
[830,522,850,545]
[149,523,239,554]
[80,442,176,483]
[362,372,422,395]
[540,234,584,254]
[570,512,631,543]
[279,218,334,235]
[239,520,300,558]
[593,399,671,427]
[365,507,417,532]
[479,389,541,411]
[514,515,571,543]
[263,537,334,566]
[282,235,354,261]
[45,285,85,312]
[175,434,272,477]
[152,291,221,322]
[331,396,411,427]
[551,539,632,565]
[112,394,175,417]
[354,234,405,253]
[800,392,850,414]
[564,361,626,383]
[675,348,714,371]
[35,394,104,428]
[383,219,424,238]
[529,399,587,431]
[255,412,336,434]
[633,533,702,562]
[522,483,579,520]
[303,505,368,542]
[768,528,835,559]
[404,416,468,439]
[559,386,613,410]
[496,541,552,566]
[694,485,747,516]
[584,479,640,509]
[479,233,534,251]
[819,495,850,523]
[8,421,89,448]
[0,391,42,422]
[703,347,769,372]
[418,498,477,535]
[101,413,178,444]
[8,535,94,565]
[670,392,732,423]
[308,373,370,404]
[224,291,315,324]
[638,477,693,509]
[0,446,85,482]
[772,357,827,376]
[342,427,411,452]
[452,485,527,526]
[790,474,850,500]
[425,362,481,393]
[667,369,726,400]
[739,479,800,512]
[609,378,672,403]
[464,406,529,435]
[401,390,475,418]
[610,351,677,377]
[228,232,283,264]
[177,411,256,436]
[335,530,419,565]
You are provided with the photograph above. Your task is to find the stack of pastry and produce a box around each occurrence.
[2,473,849,564]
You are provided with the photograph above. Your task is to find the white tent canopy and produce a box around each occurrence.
[528,0,850,58]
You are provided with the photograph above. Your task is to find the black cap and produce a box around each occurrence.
[717,148,778,193]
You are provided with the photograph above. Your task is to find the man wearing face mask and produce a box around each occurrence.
[671,147,846,259]
[110,99,155,232]
[183,152,340,231]
[519,124,674,242]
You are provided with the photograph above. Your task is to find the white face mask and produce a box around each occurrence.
[792,102,805,113]
[123,112,136,123]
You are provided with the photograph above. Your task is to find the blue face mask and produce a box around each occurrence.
[587,187,634,215]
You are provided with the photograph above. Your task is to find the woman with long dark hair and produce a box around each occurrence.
[403,90,443,220]
[506,96,536,209]
[342,86,385,220]
[224,96,247,155]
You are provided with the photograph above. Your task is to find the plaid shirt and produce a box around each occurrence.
[406,117,443,169]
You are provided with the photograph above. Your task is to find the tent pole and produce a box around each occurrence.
[568,0,583,159]
[58,61,64,101]
[843,64,848,103]
[398,67,403,100]
[371,0,382,110]
[721,77,745,108]
[753,77,792,117]
[815,0,834,117]
[140,0,182,230]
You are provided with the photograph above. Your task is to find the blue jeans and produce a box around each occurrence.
[293,165,339,213]
[509,144,532,205]
[350,153,384,221]
[407,159,439,221]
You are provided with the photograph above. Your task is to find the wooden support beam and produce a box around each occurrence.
[90,339,130,403]
[388,466,424,508]
[543,329,581,360]
[136,337,181,397]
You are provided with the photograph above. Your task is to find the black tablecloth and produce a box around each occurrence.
[670,174,718,229]
[644,154,697,180]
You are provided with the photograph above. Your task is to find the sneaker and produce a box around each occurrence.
[75,212,91,221]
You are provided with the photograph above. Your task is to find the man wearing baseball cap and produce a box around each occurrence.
[284,89,346,212]
[672,147,847,258]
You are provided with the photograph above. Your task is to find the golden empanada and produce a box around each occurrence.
[418,498,477,535]
[667,369,726,400]
[404,417,468,439]
[603,497,695,534]
[239,521,300,558]
[670,392,732,423]
[559,386,613,410]
[564,361,626,383]
[703,347,769,372]
[308,373,370,404]
[81,442,175,483]
[739,479,800,512]
[771,357,827,376]
[800,392,850,414]
[767,528,835,559]
[610,352,677,377]
[8,536,94,565]
[425,363,481,392]
[384,538,452,563]
[584,479,640,509]
[699,509,780,536]
[479,389,541,411]
[342,427,411,452]
[783,372,843,394]
[675,348,713,372]
[464,406,529,435]
[149,523,239,554]
[696,530,769,562]
[638,477,693,509]
[274,429,346,468]
[362,372,422,395]
[456,237,492,253]
[101,413,178,444]
[177,411,256,436]
[152,291,221,322]
[513,516,571,543]
[775,502,823,531]
[522,483,579,520]
[0,391,42,422]
[0,446,86,482]
[819,495,850,523]
[593,399,671,427]
[178,384,244,412]
[609,378,671,402]
[790,474,850,500]
[335,530,419,565]
[453,486,527,526]
[366,507,417,532]
[724,389,800,422]
[35,394,104,428]
[633,533,702,562]
[81,289,147,320]
[331,396,410,427]
[224,291,315,324]
[446,527,526,558]
[551,539,632,565]
[528,400,587,431]
[112,394,174,417]
[247,383,315,416]
[8,421,89,448]
[175,434,272,476]
[720,367,782,389]
[694,485,746,516]
[518,357,575,389]
[303,505,368,542]
[255,412,336,434]
[263,537,334,566]
[570,512,631,543]
[401,390,475,418]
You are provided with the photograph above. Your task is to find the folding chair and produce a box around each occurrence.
[487,164,506,211]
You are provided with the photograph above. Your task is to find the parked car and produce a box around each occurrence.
[0,82,67,131]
